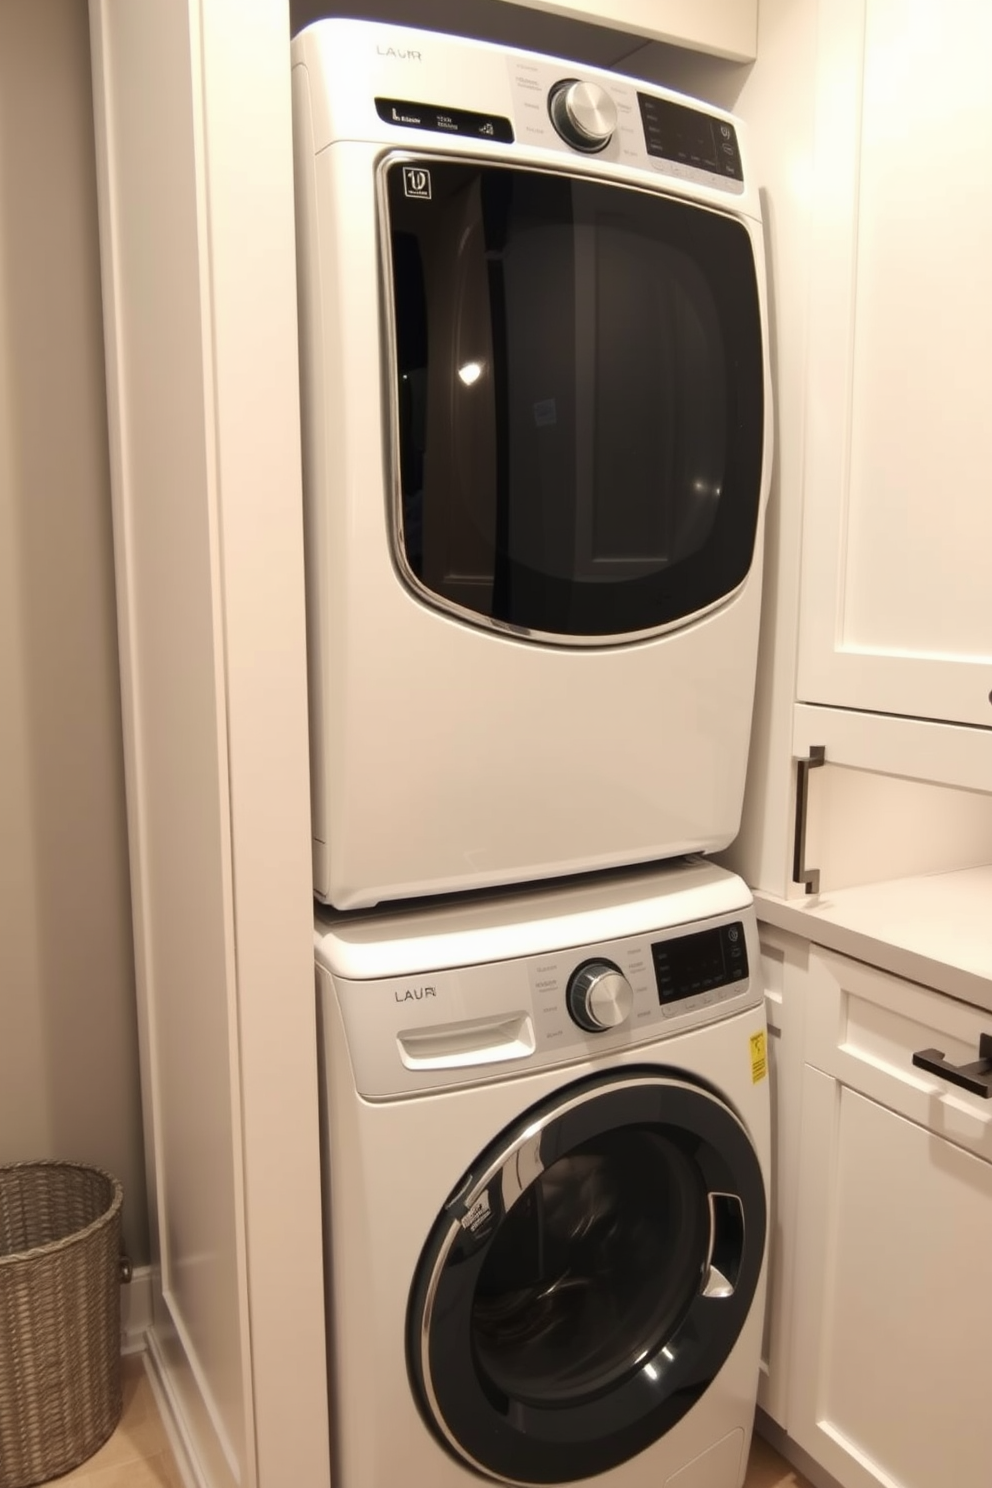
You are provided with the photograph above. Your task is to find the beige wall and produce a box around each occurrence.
[0,0,148,1263]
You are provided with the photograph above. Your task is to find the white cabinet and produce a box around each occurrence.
[497,0,756,60]
[719,0,992,901]
[798,0,992,731]
[789,946,992,1488]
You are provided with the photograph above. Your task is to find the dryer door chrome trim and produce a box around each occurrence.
[378,153,766,647]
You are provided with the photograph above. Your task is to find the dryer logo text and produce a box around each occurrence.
[395,985,436,1003]
[377,45,422,60]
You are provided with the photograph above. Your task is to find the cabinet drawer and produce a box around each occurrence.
[806,947,992,1162]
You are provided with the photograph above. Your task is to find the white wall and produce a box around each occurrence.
[0,0,148,1264]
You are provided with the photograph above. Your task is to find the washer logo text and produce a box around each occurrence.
[395,985,436,1003]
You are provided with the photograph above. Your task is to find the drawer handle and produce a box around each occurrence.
[792,745,825,895]
[912,1034,992,1098]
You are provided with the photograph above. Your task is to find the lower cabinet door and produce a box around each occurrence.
[791,1066,992,1488]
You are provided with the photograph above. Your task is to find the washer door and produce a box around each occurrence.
[407,1070,766,1485]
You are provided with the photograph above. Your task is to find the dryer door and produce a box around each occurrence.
[384,158,765,645]
[407,1069,765,1485]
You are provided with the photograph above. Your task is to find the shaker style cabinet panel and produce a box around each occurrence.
[497,0,757,60]
[797,0,992,729]
[789,947,992,1488]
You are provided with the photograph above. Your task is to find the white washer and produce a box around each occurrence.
[292,20,773,909]
[315,858,770,1487]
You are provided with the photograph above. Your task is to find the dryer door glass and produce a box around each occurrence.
[407,1071,766,1483]
[384,158,764,644]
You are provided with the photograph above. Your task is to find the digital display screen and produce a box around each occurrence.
[652,922,748,1005]
[637,93,743,183]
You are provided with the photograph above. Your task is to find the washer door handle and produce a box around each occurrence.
[702,1192,745,1298]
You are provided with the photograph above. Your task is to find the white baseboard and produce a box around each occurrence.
[121,1263,153,1354]
[755,1410,845,1488]
[142,1328,208,1488]
[117,1268,204,1488]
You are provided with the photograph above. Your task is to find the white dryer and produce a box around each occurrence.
[314,858,770,1487]
[292,20,773,909]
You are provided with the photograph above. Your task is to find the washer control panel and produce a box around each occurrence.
[529,918,751,1054]
[327,902,761,1098]
[652,921,748,1007]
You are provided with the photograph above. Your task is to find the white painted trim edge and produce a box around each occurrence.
[143,1329,210,1488]
[755,1412,846,1488]
[118,1269,210,1487]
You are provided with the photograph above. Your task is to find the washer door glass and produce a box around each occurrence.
[407,1071,766,1484]
[384,158,765,644]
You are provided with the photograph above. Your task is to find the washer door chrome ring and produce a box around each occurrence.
[406,1068,766,1485]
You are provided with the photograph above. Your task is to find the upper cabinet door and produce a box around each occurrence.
[797,0,992,730]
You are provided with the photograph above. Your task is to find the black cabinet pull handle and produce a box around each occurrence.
[792,746,825,895]
[912,1034,992,1098]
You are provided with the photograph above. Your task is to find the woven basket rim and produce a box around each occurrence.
[0,1158,124,1268]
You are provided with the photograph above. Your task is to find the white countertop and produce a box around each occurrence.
[754,864,992,1012]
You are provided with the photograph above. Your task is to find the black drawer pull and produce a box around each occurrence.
[792,746,825,895]
[912,1034,992,1098]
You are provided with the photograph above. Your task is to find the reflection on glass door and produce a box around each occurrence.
[408,1072,766,1482]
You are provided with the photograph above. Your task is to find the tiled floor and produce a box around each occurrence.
[40,1354,181,1487]
[41,1355,812,1487]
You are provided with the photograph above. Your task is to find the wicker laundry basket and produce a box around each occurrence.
[0,1161,124,1488]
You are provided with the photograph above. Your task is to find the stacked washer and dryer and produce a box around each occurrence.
[292,19,773,1488]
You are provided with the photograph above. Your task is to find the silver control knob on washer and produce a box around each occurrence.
[567,961,633,1032]
[548,80,618,152]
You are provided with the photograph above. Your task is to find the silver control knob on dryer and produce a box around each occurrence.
[548,80,618,152]
[567,961,633,1032]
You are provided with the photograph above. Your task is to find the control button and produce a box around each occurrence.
[566,960,633,1032]
[548,79,618,152]
[727,927,740,943]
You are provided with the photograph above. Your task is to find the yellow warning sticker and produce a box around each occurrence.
[749,1031,768,1084]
